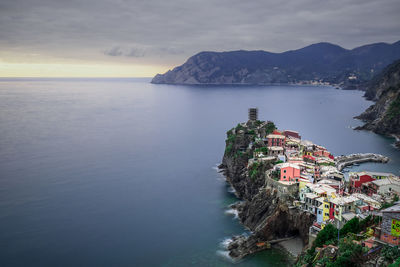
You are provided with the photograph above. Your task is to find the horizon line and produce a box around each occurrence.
[0,77,153,79]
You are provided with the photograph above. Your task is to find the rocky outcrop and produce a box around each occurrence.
[152,41,400,87]
[219,120,276,200]
[219,120,315,260]
[356,59,400,144]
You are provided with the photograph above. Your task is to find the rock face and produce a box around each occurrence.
[356,59,400,145]
[152,41,400,87]
[219,120,315,259]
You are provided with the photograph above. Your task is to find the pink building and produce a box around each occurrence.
[280,163,301,182]
[266,134,285,147]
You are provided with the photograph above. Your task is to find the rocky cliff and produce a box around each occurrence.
[219,120,314,259]
[356,59,400,148]
[152,41,400,87]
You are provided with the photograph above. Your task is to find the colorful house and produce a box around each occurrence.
[367,177,400,196]
[280,163,301,182]
[365,171,396,180]
[349,172,375,193]
[303,154,316,164]
[303,150,313,156]
[266,134,285,147]
[316,200,324,224]
[314,150,332,158]
[285,140,300,151]
[330,196,358,228]
[314,166,320,179]
[268,146,284,156]
[283,130,301,140]
[380,204,400,245]
[352,193,381,210]
[322,200,331,222]
[304,192,319,214]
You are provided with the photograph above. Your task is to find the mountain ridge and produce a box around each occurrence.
[151,40,400,87]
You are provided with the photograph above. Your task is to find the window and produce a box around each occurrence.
[283,175,286,179]
[325,204,329,208]
[284,170,287,173]
[325,213,329,216]
[318,210,322,214]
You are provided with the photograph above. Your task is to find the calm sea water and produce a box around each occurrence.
[0,78,399,267]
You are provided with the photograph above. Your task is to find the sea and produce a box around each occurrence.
[0,78,399,266]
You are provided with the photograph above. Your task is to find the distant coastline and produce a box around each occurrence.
[151,40,400,88]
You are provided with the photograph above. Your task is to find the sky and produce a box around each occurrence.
[0,0,399,77]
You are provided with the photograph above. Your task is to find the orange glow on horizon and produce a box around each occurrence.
[0,62,168,78]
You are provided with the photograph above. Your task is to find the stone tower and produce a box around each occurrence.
[248,108,258,121]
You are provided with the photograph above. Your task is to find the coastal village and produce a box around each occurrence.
[224,108,400,266]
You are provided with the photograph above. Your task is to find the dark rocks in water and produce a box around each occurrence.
[228,235,265,259]
[152,40,400,87]
[356,59,400,148]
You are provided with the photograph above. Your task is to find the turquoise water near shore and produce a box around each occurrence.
[0,78,399,266]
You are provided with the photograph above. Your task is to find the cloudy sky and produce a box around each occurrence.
[0,0,399,77]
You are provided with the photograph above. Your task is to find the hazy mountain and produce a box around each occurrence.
[151,41,400,87]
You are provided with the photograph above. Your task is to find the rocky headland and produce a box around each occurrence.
[356,59,400,148]
[218,119,391,261]
[218,120,314,259]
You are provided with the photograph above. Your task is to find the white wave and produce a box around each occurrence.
[228,185,236,194]
[216,250,236,263]
[219,237,233,249]
[212,163,224,172]
[213,164,227,182]
[225,208,239,219]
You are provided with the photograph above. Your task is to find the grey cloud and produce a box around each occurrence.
[0,0,399,66]
[103,46,145,57]
[104,46,123,56]
[103,46,183,58]
[126,48,146,57]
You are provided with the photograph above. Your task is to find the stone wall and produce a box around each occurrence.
[265,171,299,198]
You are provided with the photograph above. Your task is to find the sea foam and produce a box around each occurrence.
[225,208,239,219]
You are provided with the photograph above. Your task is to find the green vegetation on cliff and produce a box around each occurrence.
[357,59,400,139]
[249,162,260,180]
[297,216,381,267]
[387,94,400,120]
[254,147,268,154]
